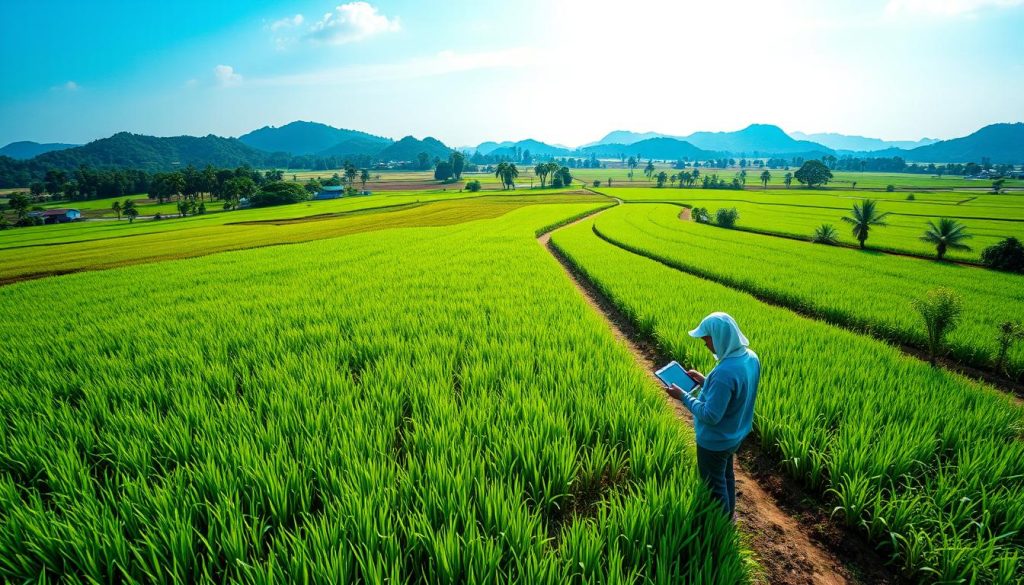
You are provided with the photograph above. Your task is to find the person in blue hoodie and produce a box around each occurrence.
[664,312,760,520]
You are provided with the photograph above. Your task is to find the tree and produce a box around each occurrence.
[783,172,793,189]
[715,207,739,228]
[250,181,311,207]
[627,157,638,180]
[556,166,571,188]
[7,192,30,221]
[655,171,668,188]
[738,169,747,186]
[344,165,358,189]
[842,199,890,249]
[534,163,550,188]
[994,322,1024,375]
[416,152,431,170]
[912,287,962,366]
[494,162,519,190]
[760,170,771,188]
[980,237,1024,273]
[811,224,839,244]
[304,178,323,195]
[434,161,454,181]
[992,178,1006,194]
[920,218,971,261]
[794,160,832,188]
[360,169,370,190]
[691,207,711,223]
[123,199,138,223]
[111,200,122,220]
[29,183,44,198]
[644,160,655,180]
[450,152,466,180]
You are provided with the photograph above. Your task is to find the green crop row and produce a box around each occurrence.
[590,204,1024,379]
[0,203,748,584]
[550,218,1024,583]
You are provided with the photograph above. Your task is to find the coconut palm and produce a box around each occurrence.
[811,223,838,245]
[760,170,771,189]
[921,218,972,260]
[842,199,891,249]
[534,163,548,188]
[494,162,509,190]
[360,169,370,190]
[111,200,122,220]
[504,162,519,189]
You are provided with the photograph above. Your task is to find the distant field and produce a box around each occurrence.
[603,187,1024,261]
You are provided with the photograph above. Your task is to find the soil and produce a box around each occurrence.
[538,209,904,584]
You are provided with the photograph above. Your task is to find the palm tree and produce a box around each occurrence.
[783,172,793,188]
[344,165,357,189]
[534,163,549,188]
[111,200,122,220]
[921,218,972,260]
[842,199,891,249]
[504,162,519,190]
[360,169,370,190]
[644,160,655,180]
[494,162,509,190]
[811,223,838,244]
[760,170,771,189]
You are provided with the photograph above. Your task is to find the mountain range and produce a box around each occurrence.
[789,132,937,152]
[2,122,1022,182]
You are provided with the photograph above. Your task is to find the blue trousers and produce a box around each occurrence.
[696,445,737,520]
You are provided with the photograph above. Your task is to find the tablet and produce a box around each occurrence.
[655,361,699,393]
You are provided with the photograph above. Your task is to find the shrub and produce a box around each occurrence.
[811,223,839,245]
[714,207,739,228]
[906,193,915,200]
[981,237,1024,273]
[886,184,895,192]
[465,180,482,192]
[593,180,601,188]
[994,321,1024,375]
[551,176,565,189]
[250,181,311,207]
[913,287,963,366]
[691,207,711,223]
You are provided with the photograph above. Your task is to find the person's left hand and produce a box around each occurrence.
[664,383,683,401]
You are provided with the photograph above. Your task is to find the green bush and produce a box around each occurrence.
[886,184,896,192]
[250,181,311,207]
[981,237,1024,273]
[465,179,482,192]
[714,207,739,228]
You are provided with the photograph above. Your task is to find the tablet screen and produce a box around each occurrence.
[655,361,698,393]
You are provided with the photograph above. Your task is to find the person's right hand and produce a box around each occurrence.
[687,369,705,385]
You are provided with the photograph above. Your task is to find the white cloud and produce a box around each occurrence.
[270,13,304,31]
[308,2,399,44]
[885,0,1024,16]
[64,80,79,91]
[249,47,537,87]
[213,65,243,87]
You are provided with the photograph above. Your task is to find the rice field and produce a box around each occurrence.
[551,216,1024,583]
[0,203,748,583]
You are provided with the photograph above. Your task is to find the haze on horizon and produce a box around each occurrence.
[2,0,1022,148]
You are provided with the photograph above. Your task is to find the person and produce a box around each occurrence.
[663,312,760,520]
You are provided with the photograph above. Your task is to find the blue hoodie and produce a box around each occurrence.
[677,313,760,451]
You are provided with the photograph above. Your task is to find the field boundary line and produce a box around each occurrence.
[591,223,1024,397]
[539,215,902,585]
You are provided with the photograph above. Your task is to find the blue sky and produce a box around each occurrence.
[1,0,1022,147]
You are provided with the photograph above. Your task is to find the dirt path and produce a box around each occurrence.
[538,212,899,585]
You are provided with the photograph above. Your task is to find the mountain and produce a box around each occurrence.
[580,137,716,160]
[901,123,1024,164]
[485,139,572,159]
[377,136,453,161]
[0,141,79,159]
[32,132,269,172]
[790,131,938,152]
[682,124,830,155]
[582,130,671,148]
[317,136,393,158]
[238,121,391,155]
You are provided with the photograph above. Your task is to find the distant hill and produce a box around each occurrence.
[485,139,571,159]
[790,131,937,152]
[582,130,671,148]
[474,141,515,155]
[0,141,79,159]
[238,121,391,155]
[580,137,716,160]
[317,136,394,158]
[33,132,269,171]
[682,124,830,156]
[901,123,1024,164]
[377,136,453,162]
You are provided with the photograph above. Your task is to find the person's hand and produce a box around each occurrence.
[664,383,683,401]
[687,370,705,385]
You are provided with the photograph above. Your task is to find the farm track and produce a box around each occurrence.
[538,210,901,585]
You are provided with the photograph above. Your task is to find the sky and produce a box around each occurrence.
[1,0,1023,148]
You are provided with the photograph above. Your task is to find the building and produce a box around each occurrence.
[27,208,81,224]
[313,185,346,200]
